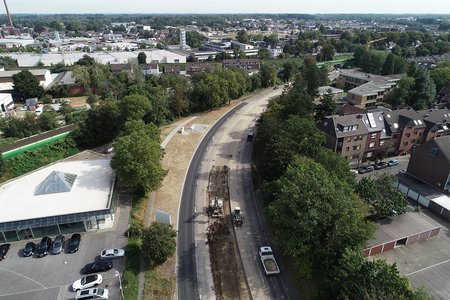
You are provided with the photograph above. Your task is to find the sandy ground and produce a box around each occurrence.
[67,96,88,108]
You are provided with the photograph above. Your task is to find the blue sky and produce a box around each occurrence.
[4,0,450,14]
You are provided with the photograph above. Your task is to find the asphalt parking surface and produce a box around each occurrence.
[354,155,410,180]
[0,195,130,300]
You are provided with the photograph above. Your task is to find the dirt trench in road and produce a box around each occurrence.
[206,165,250,300]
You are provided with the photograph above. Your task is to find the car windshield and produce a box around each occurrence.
[114,249,118,254]
[39,243,47,249]
[97,288,104,296]
[54,242,61,247]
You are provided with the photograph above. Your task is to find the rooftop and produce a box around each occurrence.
[0,158,114,223]
[366,211,441,248]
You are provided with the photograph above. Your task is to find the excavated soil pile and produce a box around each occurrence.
[206,165,249,300]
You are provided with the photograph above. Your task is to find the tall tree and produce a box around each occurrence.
[141,223,177,267]
[260,64,277,87]
[137,52,147,64]
[111,120,166,193]
[320,44,335,61]
[267,157,374,274]
[12,70,45,99]
[331,250,430,300]
[315,91,336,121]
[236,29,249,44]
[357,174,408,219]
[412,68,436,110]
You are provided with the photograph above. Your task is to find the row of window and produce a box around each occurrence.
[344,140,387,152]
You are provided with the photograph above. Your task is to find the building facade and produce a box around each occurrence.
[407,136,450,192]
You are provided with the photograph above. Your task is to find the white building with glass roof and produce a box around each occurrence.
[0,154,116,242]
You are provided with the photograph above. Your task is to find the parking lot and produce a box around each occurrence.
[0,194,130,300]
[354,155,410,180]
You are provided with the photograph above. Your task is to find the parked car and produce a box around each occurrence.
[388,159,399,166]
[52,235,65,255]
[374,161,388,170]
[23,242,36,257]
[350,169,359,174]
[0,243,10,261]
[83,260,113,274]
[72,274,103,292]
[100,248,125,259]
[75,288,109,300]
[67,233,81,253]
[358,166,374,174]
[36,237,52,258]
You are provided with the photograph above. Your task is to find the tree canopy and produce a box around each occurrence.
[141,222,177,267]
[12,70,45,99]
[357,174,408,219]
[111,120,166,193]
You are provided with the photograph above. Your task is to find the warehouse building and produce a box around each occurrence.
[0,152,116,242]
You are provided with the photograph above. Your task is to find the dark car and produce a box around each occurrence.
[67,233,81,253]
[83,260,113,274]
[0,243,10,261]
[23,242,36,257]
[52,235,65,255]
[374,162,388,170]
[36,237,52,258]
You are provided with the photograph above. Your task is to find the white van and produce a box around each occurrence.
[75,288,109,300]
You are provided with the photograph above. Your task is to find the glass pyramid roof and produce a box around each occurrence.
[35,171,77,196]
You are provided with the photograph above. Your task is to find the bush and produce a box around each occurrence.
[141,223,177,267]
[128,218,143,238]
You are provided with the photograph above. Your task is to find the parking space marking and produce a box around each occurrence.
[406,258,450,276]
[0,266,47,289]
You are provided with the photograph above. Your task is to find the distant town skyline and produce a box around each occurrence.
[3,0,450,14]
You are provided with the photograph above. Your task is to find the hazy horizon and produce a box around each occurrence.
[3,0,450,15]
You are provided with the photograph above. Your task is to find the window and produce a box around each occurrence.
[406,133,411,138]
[358,135,363,140]
[354,136,358,141]
[369,142,375,148]
[345,147,350,151]
[430,147,438,156]
[371,133,377,139]
[403,142,408,146]
[366,152,373,158]
[414,130,418,135]
[353,145,361,150]
[380,140,386,146]
[347,137,351,142]
[411,139,416,143]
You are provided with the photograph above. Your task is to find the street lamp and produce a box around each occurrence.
[115,270,124,300]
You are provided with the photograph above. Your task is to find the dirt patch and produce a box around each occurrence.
[206,165,250,300]
[67,96,87,108]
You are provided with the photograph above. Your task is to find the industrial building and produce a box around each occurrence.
[0,153,117,242]
[0,49,186,67]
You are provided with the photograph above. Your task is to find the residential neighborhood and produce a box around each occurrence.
[0,2,449,300]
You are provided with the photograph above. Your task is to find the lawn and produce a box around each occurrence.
[123,238,141,300]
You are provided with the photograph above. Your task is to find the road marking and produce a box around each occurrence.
[406,258,450,276]
[0,266,47,289]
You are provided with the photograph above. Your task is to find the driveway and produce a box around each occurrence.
[0,193,130,300]
[374,206,450,300]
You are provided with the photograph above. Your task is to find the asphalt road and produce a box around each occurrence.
[177,88,295,300]
[177,101,247,300]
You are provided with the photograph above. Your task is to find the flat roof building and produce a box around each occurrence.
[0,153,116,242]
[363,211,441,257]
